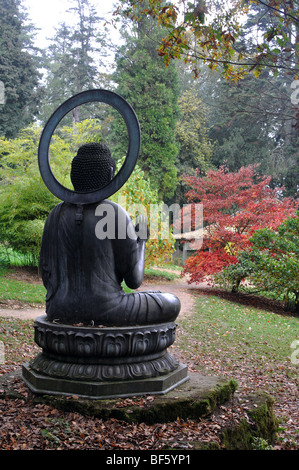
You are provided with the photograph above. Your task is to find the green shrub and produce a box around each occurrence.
[216,214,299,312]
[0,123,175,267]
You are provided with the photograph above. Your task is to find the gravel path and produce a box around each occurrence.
[0,305,45,320]
[140,277,196,319]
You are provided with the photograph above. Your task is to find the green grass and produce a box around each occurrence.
[179,294,299,369]
[144,266,181,281]
[0,266,46,304]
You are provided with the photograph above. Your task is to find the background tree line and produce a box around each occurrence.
[1,0,298,198]
[0,0,298,303]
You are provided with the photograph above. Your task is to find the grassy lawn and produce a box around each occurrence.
[144,266,181,281]
[179,295,299,367]
[174,294,299,448]
[0,266,46,304]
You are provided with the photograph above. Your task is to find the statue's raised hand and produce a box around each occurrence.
[135,215,149,242]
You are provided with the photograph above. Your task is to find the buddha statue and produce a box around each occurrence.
[39,142,181,327]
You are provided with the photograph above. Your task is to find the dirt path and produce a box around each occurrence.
[0,304,45,320]
[140,277,197,319]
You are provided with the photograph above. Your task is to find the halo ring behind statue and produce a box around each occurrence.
[38,89,141,204]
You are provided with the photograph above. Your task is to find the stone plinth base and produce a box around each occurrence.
[22,315,189,399]
[22,362,189,399]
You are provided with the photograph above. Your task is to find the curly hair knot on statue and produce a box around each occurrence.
[71,142,116,192]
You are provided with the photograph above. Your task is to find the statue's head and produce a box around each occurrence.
[71,142,116,192]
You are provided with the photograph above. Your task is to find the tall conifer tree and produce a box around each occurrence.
[113,2,180,201]
[41,0,107,124]
[0,0,41,138]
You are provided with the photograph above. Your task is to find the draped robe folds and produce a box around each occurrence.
[39,200,180,326]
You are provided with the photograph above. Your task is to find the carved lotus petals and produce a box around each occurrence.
[29,351,179,382]
[33,316,177,359]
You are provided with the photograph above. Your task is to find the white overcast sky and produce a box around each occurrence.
[21,0,119,47]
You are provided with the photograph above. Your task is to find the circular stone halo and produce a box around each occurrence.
[38,89,141,205]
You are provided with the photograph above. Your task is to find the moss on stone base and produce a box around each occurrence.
[30,373,237,425]
[222,391,278,450]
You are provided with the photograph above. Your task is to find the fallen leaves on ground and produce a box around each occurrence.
[0,377,225,451]
[0,349,298,451]
[173,332,299,450]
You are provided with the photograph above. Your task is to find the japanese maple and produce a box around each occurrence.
[181,165,298,285]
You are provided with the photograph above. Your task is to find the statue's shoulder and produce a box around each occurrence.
[46,202,64,219]
[96,199,130,219]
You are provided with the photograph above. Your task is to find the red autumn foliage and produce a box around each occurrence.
[181,165,298,284]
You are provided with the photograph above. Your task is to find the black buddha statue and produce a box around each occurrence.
[39,142,181,327]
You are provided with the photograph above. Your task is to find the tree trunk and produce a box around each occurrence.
[72,106,81,124]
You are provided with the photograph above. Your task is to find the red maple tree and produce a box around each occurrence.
[180,165,298,284]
